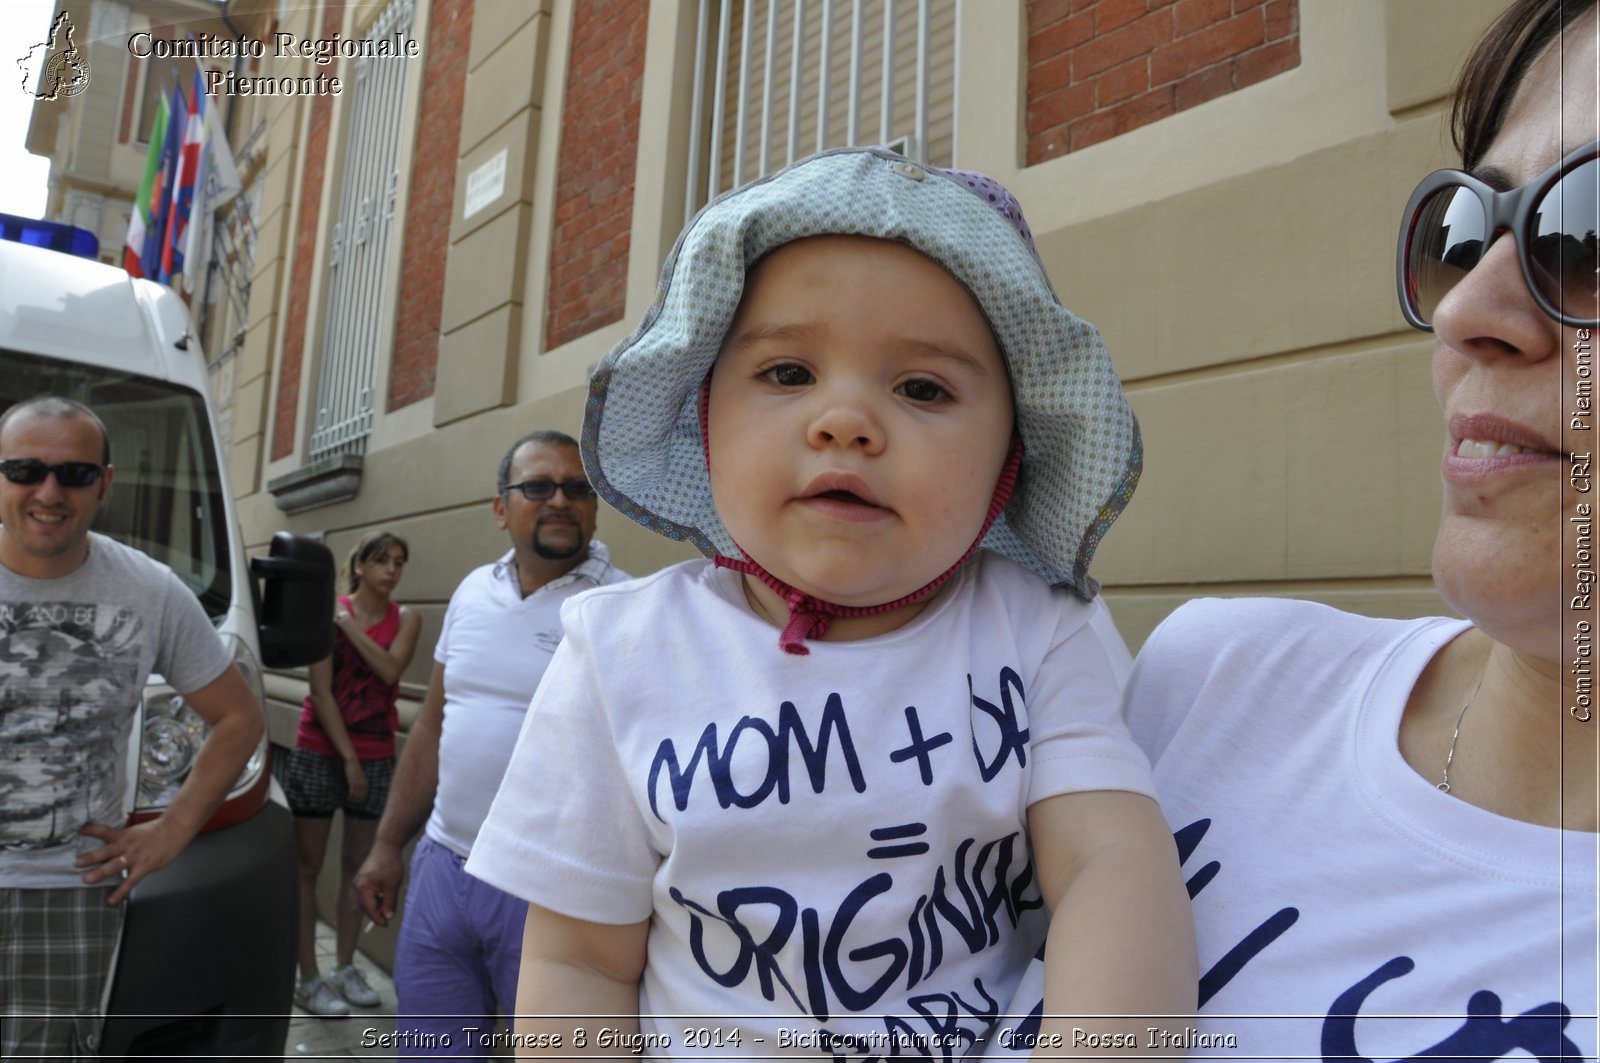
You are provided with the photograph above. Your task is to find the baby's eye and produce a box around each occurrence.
[764,363,813,387]
[897,378,949,403]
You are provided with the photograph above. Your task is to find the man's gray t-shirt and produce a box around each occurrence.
[0,532,231,888]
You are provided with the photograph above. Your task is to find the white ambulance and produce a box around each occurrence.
[0,220,332,1058]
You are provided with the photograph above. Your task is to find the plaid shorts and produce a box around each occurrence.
[0,884,123,1062]
[276,746,395,820]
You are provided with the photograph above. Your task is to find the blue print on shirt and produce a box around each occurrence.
[649,670,1045,1055]
[988,817,1585,1061]
[646,692,867,820]
[969,668,1028,782]
[1174,819,1299,1007]
[1324,956,1580,1062]
[1189,818,1582,1062]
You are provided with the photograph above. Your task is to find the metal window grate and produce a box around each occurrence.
[685,0,958,220]
[309,0,415,460]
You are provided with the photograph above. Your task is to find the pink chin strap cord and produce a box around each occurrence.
[712,438,1024,655]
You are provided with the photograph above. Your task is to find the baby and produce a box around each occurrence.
[467,148,1194,1057]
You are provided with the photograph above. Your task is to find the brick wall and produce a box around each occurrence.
[388,0,473,411]
[544,0,647,351]
[271,0,343,461]
[1027,0,1299,164]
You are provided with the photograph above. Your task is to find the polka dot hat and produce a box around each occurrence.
[581,146,1141,599]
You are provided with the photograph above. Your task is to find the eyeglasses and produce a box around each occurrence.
[1398,139,1599,330]
[0,458,105,488]
[501,478,595,502]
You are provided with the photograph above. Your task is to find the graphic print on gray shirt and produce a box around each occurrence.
[0,533,229,888]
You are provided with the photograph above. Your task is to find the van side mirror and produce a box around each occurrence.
[250,533,335,669]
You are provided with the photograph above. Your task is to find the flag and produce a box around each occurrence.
[123,93,168,277]
[141,83,181,280]
[182,68,242,296]
[161,80,201,283]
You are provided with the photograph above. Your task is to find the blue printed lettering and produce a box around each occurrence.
[826,874,904,1012]
[969,669,1028,782]
[671,832,1040,1022]
[673,886,803,1004]
[1176,819,1299,1007]
[1323,957,1580,1062]
[890,706,952,786]
[647,693,866,820]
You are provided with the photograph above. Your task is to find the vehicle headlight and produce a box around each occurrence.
[134,636,268,813]
[139,696,202,790]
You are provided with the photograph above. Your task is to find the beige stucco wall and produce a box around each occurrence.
[226,0,1509,688]
[230,0,695,705]
[20,0,1506,976]
[952,0,1504,647]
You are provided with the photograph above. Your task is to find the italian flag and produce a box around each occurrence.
[123,94,169,278]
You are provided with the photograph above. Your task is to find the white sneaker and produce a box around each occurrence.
[294,975,351,1018]
[329,963,382,1008]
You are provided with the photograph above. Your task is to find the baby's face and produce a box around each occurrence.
[707,235,1014,608]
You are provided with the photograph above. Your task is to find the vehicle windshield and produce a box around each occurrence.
[0,349,231,619]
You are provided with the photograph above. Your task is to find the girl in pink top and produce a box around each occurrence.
[280,531,422,1016]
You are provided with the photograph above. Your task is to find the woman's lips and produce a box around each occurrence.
[1442,413,1566,486]
[1448,412,1562,455]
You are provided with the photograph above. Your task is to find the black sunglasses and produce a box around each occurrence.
[502,478,595,502]
[1398,139,1600,331]
[0,458,105,489]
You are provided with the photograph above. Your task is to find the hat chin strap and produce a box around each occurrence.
[714,437,1023,655]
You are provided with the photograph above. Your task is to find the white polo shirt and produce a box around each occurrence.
[424,541,629,858]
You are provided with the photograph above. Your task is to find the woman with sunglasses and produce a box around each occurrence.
[280,530,422,1017]
[988,0,1596,1057]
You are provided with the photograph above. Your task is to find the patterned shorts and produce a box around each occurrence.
[276,747,394,820]
[0,884,123,1062]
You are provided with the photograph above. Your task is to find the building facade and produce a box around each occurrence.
[27,0,1500,704]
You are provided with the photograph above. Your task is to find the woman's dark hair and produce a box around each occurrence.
[346,531,409,594]
[1453,0,1597,168]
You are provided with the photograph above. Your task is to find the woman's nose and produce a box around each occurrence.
[1430,233,1559,365]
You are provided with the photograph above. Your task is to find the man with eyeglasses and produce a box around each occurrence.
[0,396,262,1060]
[355,429,628,1056]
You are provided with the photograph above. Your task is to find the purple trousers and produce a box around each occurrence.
[393,835,526,1058]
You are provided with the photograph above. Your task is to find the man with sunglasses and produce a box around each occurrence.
[0,397,262,1060]
[354,430,628,1057]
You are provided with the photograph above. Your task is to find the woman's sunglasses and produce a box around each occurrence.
[0,458,106,488]
[1397,139,1599,330]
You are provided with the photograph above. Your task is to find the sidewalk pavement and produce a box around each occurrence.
[283,919,396,1061]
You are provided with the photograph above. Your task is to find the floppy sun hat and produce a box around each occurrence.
[582,146,1141,638]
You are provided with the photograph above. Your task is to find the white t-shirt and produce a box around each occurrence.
[989,597,1597,1060]
[425,541,628,858]
[468,552,1153,1056]
[0,533,231,887]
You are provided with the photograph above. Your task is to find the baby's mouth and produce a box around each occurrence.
[800,472,884,510]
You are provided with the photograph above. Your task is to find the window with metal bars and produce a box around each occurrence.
[684,0,958,219]
[309,0,415,461]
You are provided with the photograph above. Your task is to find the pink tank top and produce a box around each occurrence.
[296,596,402,760]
